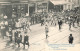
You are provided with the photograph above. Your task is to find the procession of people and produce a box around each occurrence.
[0,7,80,49]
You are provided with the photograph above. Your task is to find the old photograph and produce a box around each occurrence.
[0,0,80,51]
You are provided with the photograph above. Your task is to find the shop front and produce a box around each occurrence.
[0,3,12,19]
[0,0,29,20]
[37,2,48,13]
[49,0,70,12]
[12,3,28,21]
[0,0,48,25]
[28,1,48,24]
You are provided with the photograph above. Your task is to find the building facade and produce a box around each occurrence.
[0,0,49,18]
[50,0,80,11]
[71,0,79,9]
[49,0,74,11]
[0,0,79,18]
[0,0,29,19]
[79,0,80,6]
[63,0,73,10]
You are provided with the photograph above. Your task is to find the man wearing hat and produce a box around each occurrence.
[58,18,63,31]
[45,25,49,39]
[23,34,29,49]
[4,15,9,37]
[0,21,6,39]
[69,34,74,44]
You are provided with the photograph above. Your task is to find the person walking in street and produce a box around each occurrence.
[27,21,31,31]
[69,34,74,44]
[69,22,72,30]
[76,16,80,27]
[58,18,62,31]
[51,17,54,26]
[68,17,72,30]
[41,18,44,26]
[23,34,29,49]
[45,25,49,39]
[72,16,75,27]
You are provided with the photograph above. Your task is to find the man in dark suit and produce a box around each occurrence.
[41,18,44,26]
[23,35,29,49]
[69,22,72,30]
[77,16,80,26]
[14,30,18,43]
[58,19,62,30]
[69,34,74,44]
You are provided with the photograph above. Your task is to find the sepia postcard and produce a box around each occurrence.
[0,0,80,51]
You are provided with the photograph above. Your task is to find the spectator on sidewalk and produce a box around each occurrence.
[8,25,12,42]
[0,21,6,39]
[11,19,15,30]
[4,18,9,36]
[15,20,20,29]
[69,34,74,44]
[14,30,18,43]
[17,33,22,48]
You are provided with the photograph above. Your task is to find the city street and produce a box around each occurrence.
[0,0,80,51]
[0,23,80,51]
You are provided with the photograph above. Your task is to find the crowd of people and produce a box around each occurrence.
[0,15,31,48]
[40,8,80,39]
[0,7,80,49]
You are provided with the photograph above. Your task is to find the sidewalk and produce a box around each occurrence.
[0,38,9,50]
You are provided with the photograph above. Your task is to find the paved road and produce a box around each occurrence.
[0,23,80,51]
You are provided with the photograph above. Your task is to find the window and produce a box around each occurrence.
[68,5,70,9]
[78,0,79,5]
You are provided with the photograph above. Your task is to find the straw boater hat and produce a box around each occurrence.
[18,19,20,21]
[24,34,29,36]
[4,15,7,19]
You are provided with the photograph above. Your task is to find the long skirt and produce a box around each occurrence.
[1,29,6,38]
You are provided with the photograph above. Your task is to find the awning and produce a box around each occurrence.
[50,0,69,5]
[0,2,10,4]
[0,1,28,5]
